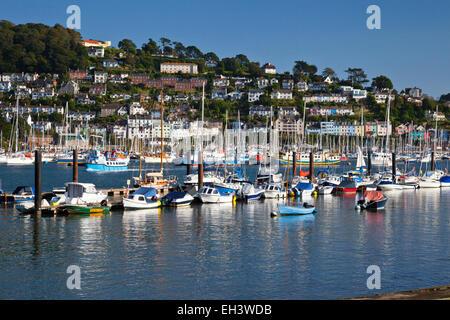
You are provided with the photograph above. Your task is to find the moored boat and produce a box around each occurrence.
[123,187,161,209]
[356,191,387,210]
[277,203,317,215]
[161,191,194,207]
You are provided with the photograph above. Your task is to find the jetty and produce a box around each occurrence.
[347,285,450,300]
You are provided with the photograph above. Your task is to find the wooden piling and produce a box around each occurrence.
[309,151,314,183]
[367,148,372,176]
[392,152,396,181]
[292,151,297,177]
[34,150,42,213]
[73,149,78,182]
[431,151,435,171]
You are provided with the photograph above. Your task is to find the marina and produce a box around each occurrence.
[0,154,449,299]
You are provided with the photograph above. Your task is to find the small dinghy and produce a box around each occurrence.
[277,203,317,216]
[161,191,194,207]
[356,191,387,210]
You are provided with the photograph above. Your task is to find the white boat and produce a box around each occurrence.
[419,171,443,189]
[318,185,334,194]
[183,172,224,187]
[262,183,286,199]
[123,187,161,209]
[370,152,392,167]
[6,154,34,165]
[376,174,403,191]
[198,186,235,203]
[237,183,264,201]
[64,182,107,205]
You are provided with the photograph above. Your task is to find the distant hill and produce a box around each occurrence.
[0,20,88,74]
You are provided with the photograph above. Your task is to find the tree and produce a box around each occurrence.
[159,37,171,49]
[185,45,203,59]
[322,67,337,80]
[293,60,317,80]
[118,39,137,54]
[345,68,369,86]
[372,75,393,90]
[172,41,186,57]
[141,38,159,54]
[204,52,219,62]
[235,54,250,67]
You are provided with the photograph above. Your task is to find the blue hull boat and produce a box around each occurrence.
[277,204,317,215]
[85,163,128,171]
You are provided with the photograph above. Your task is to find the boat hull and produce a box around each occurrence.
[123,198,161,209]
[277,205,317,215]
[63,205,110,215]
[86,163,128,171]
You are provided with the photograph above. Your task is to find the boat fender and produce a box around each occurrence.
[270,211,278,217]
[355,205,361,211]
[100,200,107,206]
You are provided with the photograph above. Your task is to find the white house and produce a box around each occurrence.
[94,71,108,84]
[271,89,293,100]
[129,102,148,116]
[31,88,54,99]
[295,81,308,92]
[352,89,367,100]
[248,89,264,102]
[262,63,277,74]
[256,77,269,89]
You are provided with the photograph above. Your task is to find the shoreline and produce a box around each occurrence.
[347,285,450,300]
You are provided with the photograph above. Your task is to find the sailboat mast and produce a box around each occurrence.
[160,90,164,172]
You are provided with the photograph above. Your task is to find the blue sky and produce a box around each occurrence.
[3,0,450,98]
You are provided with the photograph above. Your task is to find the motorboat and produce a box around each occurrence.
[161,191,194,207]
[262,183,286,199]
[64,182,107,205]
[123,187,160,209]
[85,150,129,171]
[440,175,450,187]
[197,186,235,203]
[6,186,35,202]
[419,171,443,189]
[290,182,315,197]
[337,179,357,193]
[318,185,334,194]
[236,183,264,201]
[356,191,387,210]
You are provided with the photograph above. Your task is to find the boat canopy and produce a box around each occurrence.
[294,182,313,190]
[133,187,157,198]
[12,186,34,195]
[363,191,384,201]
[163,191,186,201]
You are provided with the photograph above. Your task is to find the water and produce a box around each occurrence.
[0,161,449,299]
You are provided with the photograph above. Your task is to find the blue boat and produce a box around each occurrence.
[440,176,450,187]
[290,182,315,197]
[277,204,317,215]
[85,150,129,172]
[7,186,35,202]
[161,191,194,207]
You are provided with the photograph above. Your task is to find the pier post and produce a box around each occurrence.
[198,152,204,189]
[292,151,297,177]
[431,151,435,171]
[367,148,372,176]
[34,150,42,214]
[392,152,396,181]
[309,151,314,183]
[73,149,78,182]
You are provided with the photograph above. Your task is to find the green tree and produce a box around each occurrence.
[372,75,393,90]
[118,39,137,54]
